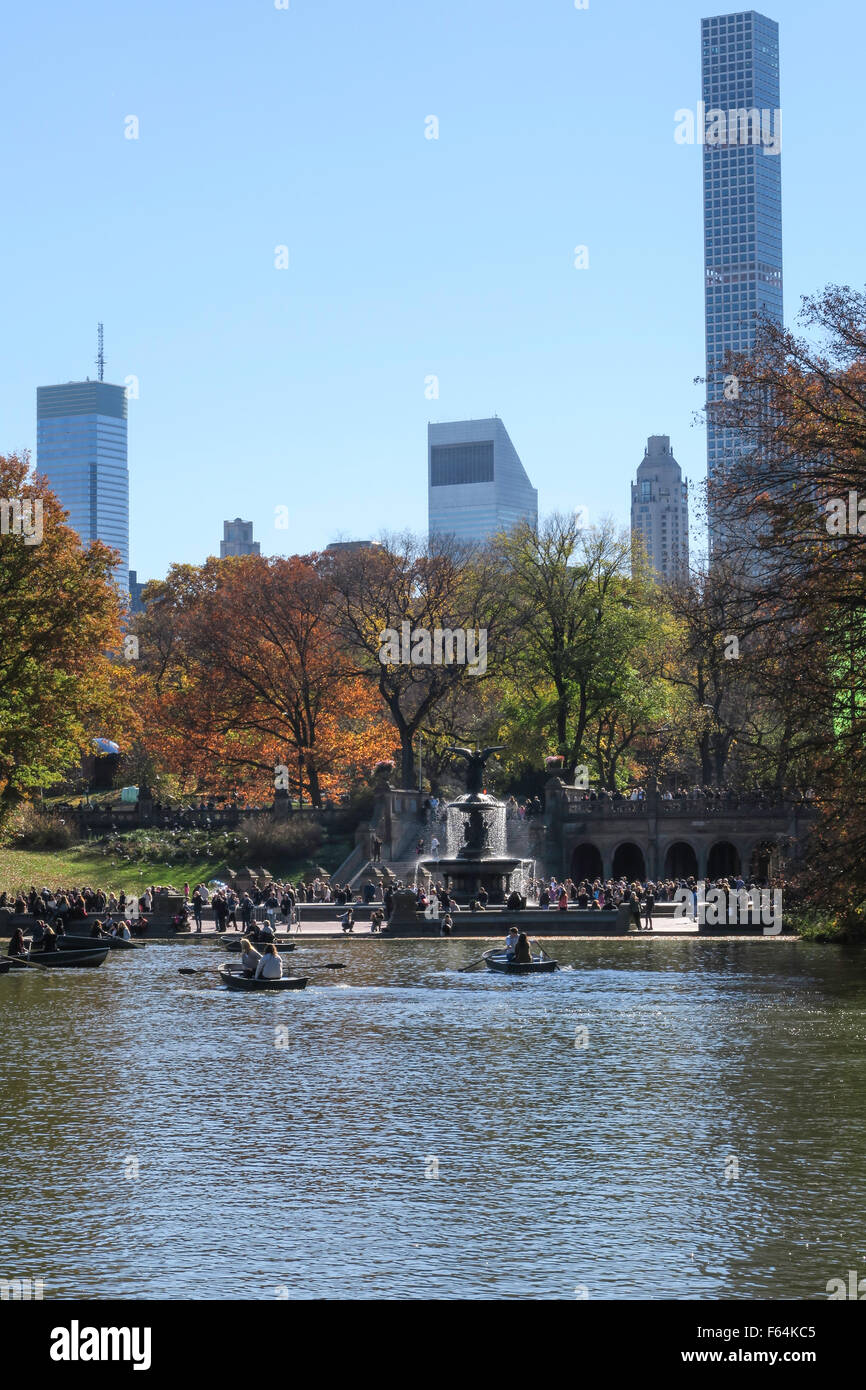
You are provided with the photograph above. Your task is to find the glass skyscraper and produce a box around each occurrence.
[702,11,783,556]
[36,380,129,579]
[428,417,537,544]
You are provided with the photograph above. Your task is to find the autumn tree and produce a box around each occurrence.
[134,553,394,807]
[707,284,866,916]
[0,452,132,807]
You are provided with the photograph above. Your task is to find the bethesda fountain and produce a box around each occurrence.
[421,745,524,904]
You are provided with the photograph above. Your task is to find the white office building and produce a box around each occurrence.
[428,418,537,545]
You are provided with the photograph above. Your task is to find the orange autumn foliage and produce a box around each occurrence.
[134,554,396,805]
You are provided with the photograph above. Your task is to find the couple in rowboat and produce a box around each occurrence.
[239,937,283,980]
[504,926,533,964]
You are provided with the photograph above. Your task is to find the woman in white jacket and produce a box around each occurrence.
[255,944,283,980]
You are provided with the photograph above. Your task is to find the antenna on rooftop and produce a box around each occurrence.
[97,322,104,382]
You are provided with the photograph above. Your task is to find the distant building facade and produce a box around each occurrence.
[220,518,260,558]
[128,569,147,615]
[702,10,783,558]
[631,436,689,581]
[36,380,129,577]
[428,418,537,545]
[324,540,381,554]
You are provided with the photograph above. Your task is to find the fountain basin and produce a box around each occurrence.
[419,855,523,905]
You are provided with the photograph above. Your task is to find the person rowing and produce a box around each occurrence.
[504,925,520,959]
[254,943,283,980]
[8,927,25,957]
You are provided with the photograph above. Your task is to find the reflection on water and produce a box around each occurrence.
[1,939,865,1300]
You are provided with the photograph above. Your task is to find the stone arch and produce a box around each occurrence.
[612,841,646,880]
[707,840,741,878]
[570,843,603,881]
[663,841,699,878]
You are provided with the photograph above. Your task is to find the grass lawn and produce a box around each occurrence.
[0,847,223,895]
[0,836,355,895]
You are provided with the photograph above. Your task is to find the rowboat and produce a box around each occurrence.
[224,938,295,953]
[34,934,143,952]
[218,965,307,992]
[9,946,110,969]
[482,949,559,975]
[0,959,11,974]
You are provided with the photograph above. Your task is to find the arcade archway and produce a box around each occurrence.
[663,841,698,879]
[707,840,741,878]
[571,843,603,881]
[612,842,646,880]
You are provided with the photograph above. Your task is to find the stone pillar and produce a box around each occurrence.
[646,783,659,878]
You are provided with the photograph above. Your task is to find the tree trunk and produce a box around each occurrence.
[306,764,322,810]
[400,735,415,790]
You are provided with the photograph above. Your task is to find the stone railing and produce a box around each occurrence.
[559,793,817,820]
[62,802,358,835]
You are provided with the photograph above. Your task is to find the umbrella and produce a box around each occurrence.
[93,738,121,755]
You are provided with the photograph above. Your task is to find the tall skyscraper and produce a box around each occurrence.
[630,436,689,581]
[36,379,129,577]
[220,518,260,557]
[428,418,537,544]
[702,11,783,556]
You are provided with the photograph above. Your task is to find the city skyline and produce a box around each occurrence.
[2,1,862,582]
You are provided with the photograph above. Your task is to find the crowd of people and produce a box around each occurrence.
[571,784,816,808]
[0,865,781,941]
[0,884,150,937]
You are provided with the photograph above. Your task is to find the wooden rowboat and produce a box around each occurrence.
[9,946,110,969]
[218,965,308,992]
[482,950,559,975]
[34,934,143,952]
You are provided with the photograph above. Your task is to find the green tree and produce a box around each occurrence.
[494,515,671,785]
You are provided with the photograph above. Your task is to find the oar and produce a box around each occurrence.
[9,954,49,970]
[530,938,548,961]
[458,954,489,973]
[179,962,345,976]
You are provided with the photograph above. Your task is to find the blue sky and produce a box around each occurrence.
[2,0,863,580]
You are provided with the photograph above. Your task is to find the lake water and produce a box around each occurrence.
[2,938,865,1300]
